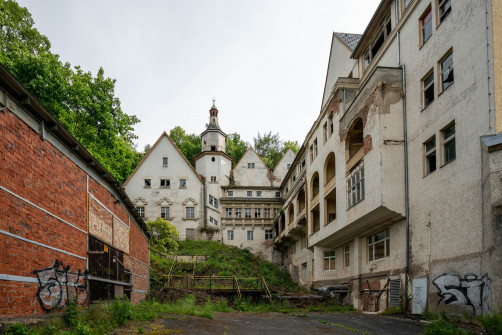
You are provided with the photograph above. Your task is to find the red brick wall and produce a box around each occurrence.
[129,219,149,304]
[0,106,149,317]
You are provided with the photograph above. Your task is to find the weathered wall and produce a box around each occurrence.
[0,91,149,317]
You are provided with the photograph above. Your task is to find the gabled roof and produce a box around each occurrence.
[232,146,269,172]
[123,131,203,186]
[273,148,296,173]
[334,32,362,51]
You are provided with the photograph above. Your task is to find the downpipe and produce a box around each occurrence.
[397,30,411,314]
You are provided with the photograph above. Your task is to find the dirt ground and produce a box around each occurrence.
[114,312,425,335]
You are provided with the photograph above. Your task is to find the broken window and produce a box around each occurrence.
[160,179,170,188]
[227,230,234,240]
[442,122,456,165]
[438,0,451,23]
[235,208,242,218]
[421,7,432,45]
[422,70,434,108]
[144,179,151,188]
[245,208,252,218]
[225,208,232,218]
[424,136,436,175]
[179,179,186,188]
[347,163,364,209]
[440,50,454,91]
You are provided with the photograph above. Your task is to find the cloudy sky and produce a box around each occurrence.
[18,0,379,150]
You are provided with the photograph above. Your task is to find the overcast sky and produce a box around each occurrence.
[18,0,379,150]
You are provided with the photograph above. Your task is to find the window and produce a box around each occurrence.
[257,191,262,197]
[225,208,232,218]
[329,115,334,136]
[403,0,412,9]
[245,208,251,218]
[136,206,145,218]
[186,207,194,219]
[255,208,261,218]
[144,179,151,188]
[161,206,169,219]
[314,139,318,158]
[265,230,273,240]
[324,251,336,271]
[424,136,437,175]
[440,50,454,91]
[247,191,252,197]
[235,208,242,218]
[438,0,451,23]
[442,122,456,165]
[214,198,218,208]
[210,176,216,182]
[347,163,364,209]
[363,15,392,70]
[248,163,255,169]
[211,145,216,151]
[227,230,234,240]
[160,179,170,188]
[344,245,350,267]
[228,190,233,196]
[300,158,306,171]
[264,208,271,218]
[275,192,281,198]
[323,122,328,144]
[422,70,434,109]
[209,195,214,206]
[368,229,390,261]
[179,179,186,188]
[300,234,306,249]
[247,231,254,240]
[186,228,195,240]
[302,262,307,278]
[420,7,432,46]
[310,144,314,163]
[162,157,168,167]
[274,208,278,216]
[209,217,218,226]
[287,164,291,170]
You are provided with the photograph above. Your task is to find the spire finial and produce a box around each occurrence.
[212,97,216,108]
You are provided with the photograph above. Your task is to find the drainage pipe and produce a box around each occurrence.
[397,30,411,314]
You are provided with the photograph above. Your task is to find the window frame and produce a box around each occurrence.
[235,208,242,218]
[344,245,350,267]
[264,208,271,218]
[228,190,233,197]
[225,208,232,218]
[248,163,255,169]
[179,179,187,188]
[423,135,437,176]
[136,206,145,218]
[210,176,217,182]
[254,208,261,218]
[185,206,195,219]
[438,49,454,93]
[421,69,435,110]
[329,114,334,136]
[419,5,433,47]
[363,15,392,71]
[144,179,151,188]
[368,229,390,262]
[265,229,273,240]
[257,191,262,197]
[441,121,456,166]
[247,191,252,197]
[247,230,254,240]
[323,251,336,271]
[347,163,365,209]
[227,230,234,240]
[301,262,307,278]
[323,122,328,144]
[162,157,168,167]
[160,179,170,188]
[160,206,170,219]
[245,208,252,219]
[436,0,451,26]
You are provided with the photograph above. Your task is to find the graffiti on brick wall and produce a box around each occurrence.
[33,260,87,312]
[432,273,492,315]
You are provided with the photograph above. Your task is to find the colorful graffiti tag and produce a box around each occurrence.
[33,260,87,312]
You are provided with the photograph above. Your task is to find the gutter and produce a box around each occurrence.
[397,30,411,314]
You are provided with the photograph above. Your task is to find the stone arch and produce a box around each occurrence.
[323,152,336,186]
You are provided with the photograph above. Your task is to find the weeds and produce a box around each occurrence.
[318,320,369,334]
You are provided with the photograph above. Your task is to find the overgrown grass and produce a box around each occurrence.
[169,240,298,291]
[232,297,355,314]
[421,309,502,335]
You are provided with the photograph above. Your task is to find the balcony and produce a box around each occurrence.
[309,67,405,248]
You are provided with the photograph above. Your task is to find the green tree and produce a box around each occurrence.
[253,131,284,169]
[146,218,179,254]
[0,0,141,183]
[283,140,300,154]
[226,133,249,166]
[169,126,201,166]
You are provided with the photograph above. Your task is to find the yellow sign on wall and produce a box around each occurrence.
[104,245,109,253]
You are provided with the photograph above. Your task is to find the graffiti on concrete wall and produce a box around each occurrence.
[432,273,492,315]
[33,259,87,312]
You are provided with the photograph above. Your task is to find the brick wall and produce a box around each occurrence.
[0,104,149,317]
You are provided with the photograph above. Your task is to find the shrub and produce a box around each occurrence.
[423,320,469,335]
[110,297,132,326]
[62,297,79,328]
[6,323,30,335]
[478,311,502,334]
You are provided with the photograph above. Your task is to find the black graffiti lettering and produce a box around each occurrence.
[33,259,87,313]
[432,273,491,315]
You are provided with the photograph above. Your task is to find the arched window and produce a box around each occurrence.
[347,118,364,160]
[324,152,336,185]
[311,172,320,199]
[298,188,306,212]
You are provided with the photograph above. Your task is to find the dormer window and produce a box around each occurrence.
[163,157,168,167]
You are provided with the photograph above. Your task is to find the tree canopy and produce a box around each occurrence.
[169,126,201,166]
[146,218,179,254]
[0,0,142,183]
[226,133,249,166]
[253,132,299,169]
